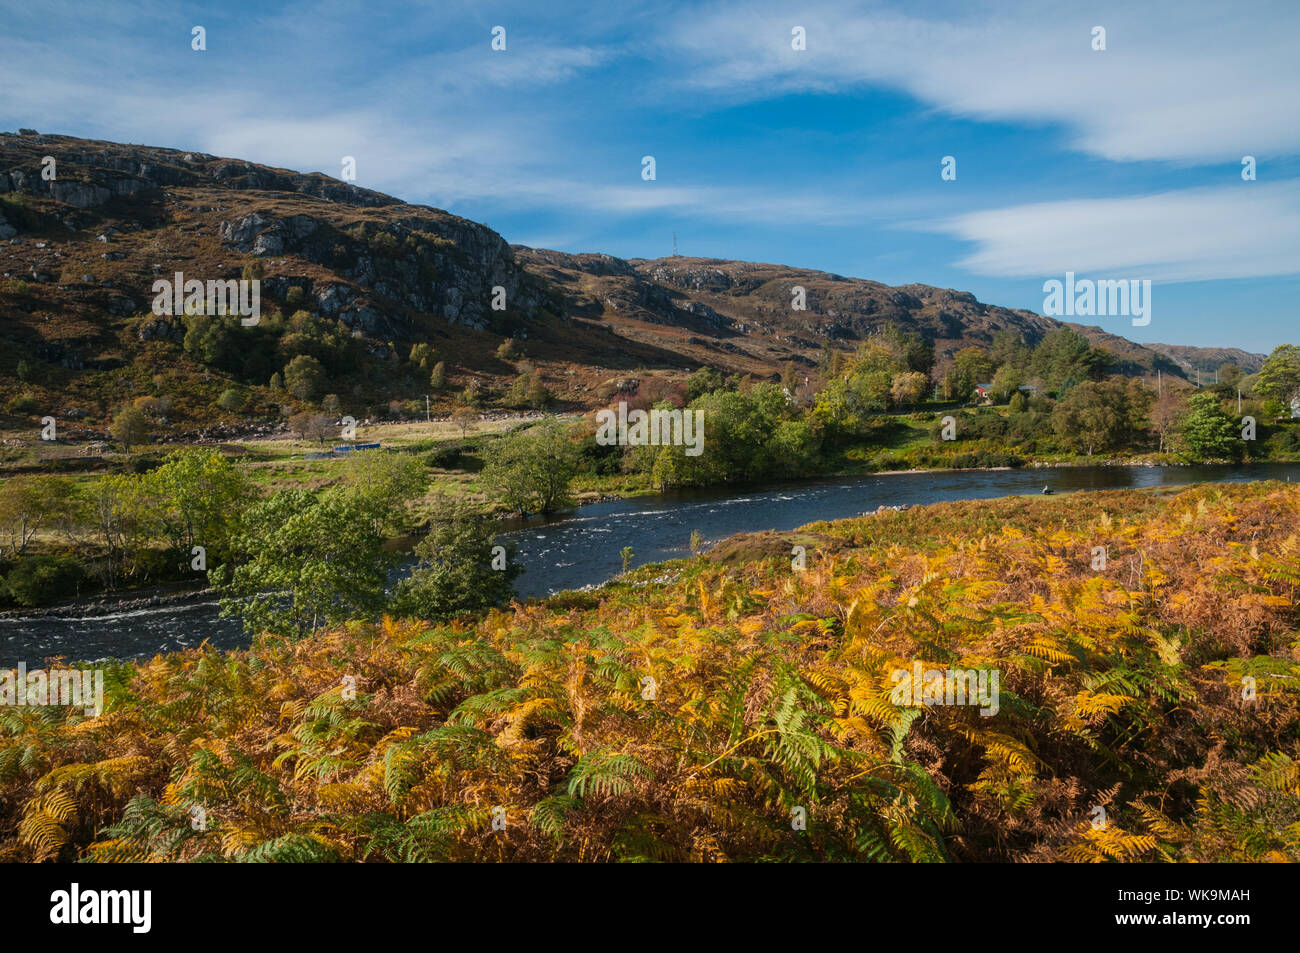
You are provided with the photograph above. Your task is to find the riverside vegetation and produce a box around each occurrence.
[1,481,1297,862]
[5,330,1300,610]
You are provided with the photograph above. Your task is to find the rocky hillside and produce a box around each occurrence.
[0,131,1256,431]
[516,248,1216,380]
[1144,342,1267,376]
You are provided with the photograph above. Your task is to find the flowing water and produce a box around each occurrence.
[4,463,1297,664]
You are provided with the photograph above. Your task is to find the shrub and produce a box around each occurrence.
[110,406,150,451]
[217,387,247,412]
[422,444,466,468]
[6,392,40,414]
[3,553,86,607]
[283,354,327,402]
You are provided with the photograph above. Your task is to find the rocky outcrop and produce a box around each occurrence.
[0,131,561,340]
[0,132,400,209]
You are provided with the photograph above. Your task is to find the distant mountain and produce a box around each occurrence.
[514,249,1199,381]
[0,131,1252,429]
[1142,342,1267,376]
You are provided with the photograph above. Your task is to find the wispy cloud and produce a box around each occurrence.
[925,181,1300,281]
[661,0,1300,164]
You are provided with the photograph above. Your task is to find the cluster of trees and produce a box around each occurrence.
[0,449,247,604]
[183,308,356,401]
[556,331,1300,489]
[0,448,526,624]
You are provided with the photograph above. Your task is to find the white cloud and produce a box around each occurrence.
[663,0,1300,163]
[926,181,1300,281]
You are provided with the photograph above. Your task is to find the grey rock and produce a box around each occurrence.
[252,231,283,256]
[51,180,111,208]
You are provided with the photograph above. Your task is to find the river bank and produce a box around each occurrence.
[4,456,1292,620]
[5,462,1300,664]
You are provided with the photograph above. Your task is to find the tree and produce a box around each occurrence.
[873,324,934,375]
[525,375,551,409]
[321,393,342,416]
[341,451,428,535]
[989,329,1031,370]
[781,362,799,395]
[211,488,396,638]
[952,347,996,397]
[283,354,327,401]
[217,387,247,412]
[451,407,477,438]
[482,420,581,515]
[142,447,247,561]
[1031,328,1111,393]
[1217,362,1245,390]
[1255,344,1300,417]
[460,379,484,408]
[1051,378,1153,455]
[988,364,1023,404]
[391,497,521,621]
[429,361,448,391]
[496,338,521,361]
[505,373,534,409]
[409,342,436,370]
[306,414,335,444]
[289,411,335,445]
[686,366,726,401]
[0,475,77,556]
[1179,391,1241,460]
[890,370,929,408]
[86,473,152,584]
[1150,388,1186,454]
[110,406,150,451]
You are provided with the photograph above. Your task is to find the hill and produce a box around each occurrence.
[1144,342,1267,377]
[0,131,1257,433]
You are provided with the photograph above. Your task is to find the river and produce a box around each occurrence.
[4,462,1297,664]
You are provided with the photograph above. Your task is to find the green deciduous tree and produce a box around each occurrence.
[482,421,580,515]
[110,406,150,452]
[211,488,396,638]
[1050,378,1153,456]
[1255,344,1300,417]
[283,354,327,401]
[142,448,247,562]
[1179,391,1242,461]
[0,474,78,556]
[391,497,521,622]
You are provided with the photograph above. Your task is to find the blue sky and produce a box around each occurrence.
[2,0,1297,353]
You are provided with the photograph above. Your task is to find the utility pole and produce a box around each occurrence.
[425,395,431,422]
[1157,368,1162,396]
[1238,386,1242,414]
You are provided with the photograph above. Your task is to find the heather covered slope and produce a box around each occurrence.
[3,482,1298,862]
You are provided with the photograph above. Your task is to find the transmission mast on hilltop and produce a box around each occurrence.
[672,232,678,257]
